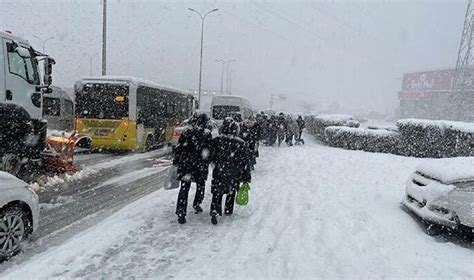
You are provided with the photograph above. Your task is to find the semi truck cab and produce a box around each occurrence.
[0,31,55,177]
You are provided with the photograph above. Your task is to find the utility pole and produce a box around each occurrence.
[90,56,93,76]
[216,59,235,94]
[188,8,219,108]
[33,36,55,53]
[451,0,474,121]
[102,0,107,76]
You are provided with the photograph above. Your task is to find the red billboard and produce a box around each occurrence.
[399,68,474,99]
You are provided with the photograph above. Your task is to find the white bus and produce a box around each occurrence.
[210,95,253,124]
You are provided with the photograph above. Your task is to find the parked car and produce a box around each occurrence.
[0,171,40,261]
[402,157,474,233]
[169,119,219,147]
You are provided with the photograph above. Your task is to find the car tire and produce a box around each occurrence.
[1,153,22,177]
[0,206,31,262]
[426,223,444,236]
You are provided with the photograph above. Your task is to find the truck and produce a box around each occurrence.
[0,31,73,178]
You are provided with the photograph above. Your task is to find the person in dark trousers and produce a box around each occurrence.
[296,115,306,143]
[209,118,252,225]
[277,112,287,146]
[173,113,213,224]
[267,115,278,146]
[240,117,259,169]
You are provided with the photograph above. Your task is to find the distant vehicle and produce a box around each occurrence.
[169,119,219,147]
[42,85,74,131]
[0,171,39,262]
[74,76,195,151]
[210,95,253,125]
[402,158,474,233]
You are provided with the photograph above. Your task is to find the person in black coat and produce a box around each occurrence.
[173,113,213,224]
[209,118,252,225]
[296,115,306,142]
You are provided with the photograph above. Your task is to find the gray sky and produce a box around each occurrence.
[0,0,467,114]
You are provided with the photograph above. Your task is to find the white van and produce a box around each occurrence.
[210,95,253,124]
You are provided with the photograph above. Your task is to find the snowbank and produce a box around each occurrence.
[2,139,473,279]
[416,157,474,183]
[324,126,398,154]
[398,118,474,134]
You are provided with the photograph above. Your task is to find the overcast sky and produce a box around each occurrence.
[0,0,467,114]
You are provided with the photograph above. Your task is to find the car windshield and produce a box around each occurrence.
[212,105,240,120]
[1,1,473,279]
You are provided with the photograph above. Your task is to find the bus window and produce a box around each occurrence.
[64,100,74,117]
[76,83,129,119]
[43,97,61,116]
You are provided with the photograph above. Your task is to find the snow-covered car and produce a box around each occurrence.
[169,119,219,147]
[402,157,474,231]
[0,171,40,261]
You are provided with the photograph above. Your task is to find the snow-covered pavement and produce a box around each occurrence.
[2,139,473,279]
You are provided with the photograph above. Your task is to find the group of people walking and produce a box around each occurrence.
[173,113,257,225]
[256,112,306,147]
[172,111,305,225]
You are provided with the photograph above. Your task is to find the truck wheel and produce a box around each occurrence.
[0,206,30,262]
[1,154,22,177]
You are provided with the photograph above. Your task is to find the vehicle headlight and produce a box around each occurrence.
[453,181,474,192]
[25,185,37,195]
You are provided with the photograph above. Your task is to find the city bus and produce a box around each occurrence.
[210,95,253,125]
[74,76,194,151]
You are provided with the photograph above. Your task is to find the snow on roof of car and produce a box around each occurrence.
[0,171,27,189]
[78,76,190,95]
[416,157,474,183]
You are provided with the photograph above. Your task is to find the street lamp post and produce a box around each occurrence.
[216,59,235,94]
[188,7,219,108]
[33,36,55,53]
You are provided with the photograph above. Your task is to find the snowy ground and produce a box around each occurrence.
[2,139,473,279]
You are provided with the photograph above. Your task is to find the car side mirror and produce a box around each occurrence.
[15,46,31,58]
[43,57,55,86]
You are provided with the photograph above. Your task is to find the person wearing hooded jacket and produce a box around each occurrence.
[209,117,252,225]
[173,113,213,224]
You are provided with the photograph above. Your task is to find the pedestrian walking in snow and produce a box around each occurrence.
[209,118,252,225]
[173,113,213,224]
[285,115,297,146]
[267,115,278,146]
[277,112,287,146]
[296,115,306,144]
[240,117,259,169]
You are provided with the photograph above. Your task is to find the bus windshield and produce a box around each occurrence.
[76,83,129,119]
[212,105,240,120]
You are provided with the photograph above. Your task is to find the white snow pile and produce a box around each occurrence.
[315,113,360,126]
[2,138,473,279]
[397,118,474,133]
[325,126,398,137]
[47,129,74,138]
[416,157,474,183]
[30,167,98,191]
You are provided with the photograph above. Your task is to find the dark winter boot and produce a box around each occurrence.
[211,213,218,225]
[193,205,203,214]
[178,215,186,224]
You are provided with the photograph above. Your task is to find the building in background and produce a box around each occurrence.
[398,68,474,121]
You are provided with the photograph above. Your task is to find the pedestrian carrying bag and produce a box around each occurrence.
[236,182,250,206]
[164,166,180,190]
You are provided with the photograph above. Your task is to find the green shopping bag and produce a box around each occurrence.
[236,183,250,206]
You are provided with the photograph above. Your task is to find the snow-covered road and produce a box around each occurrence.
[2,139,473,279]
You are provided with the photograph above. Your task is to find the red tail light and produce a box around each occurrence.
[172,130,182,137]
